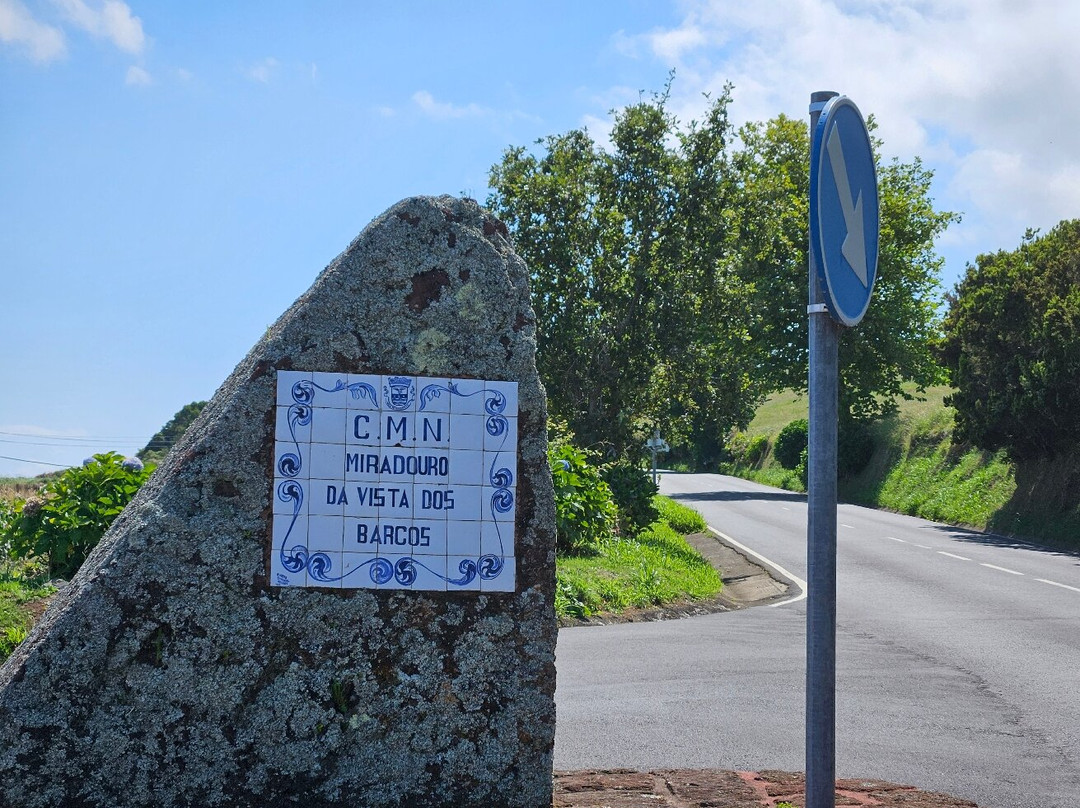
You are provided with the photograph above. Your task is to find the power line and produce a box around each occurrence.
[0,454,70,468]
[0,429,153,442]
[0,438,140,448]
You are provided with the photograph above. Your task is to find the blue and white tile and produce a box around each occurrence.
[346,373,382,409]
[344,485,382,518]
[309,406,348,445]
[484,451,516,489]
[341,552,382,590]
[388,555,447,592]
[306,551,344,588]
[306,515,344,554]
[345,517,380,554]
[343,448,381,483]
[412,484,452,521]
[416,377,454,413]
[381,411,417,448]
[270,552,307,588]
[276,370,311,405]
[308,442,345,481]
[272,513,307,552]
[379,447,415,482]
[448,484,483,522]
[308,480,347,516]
[484,380,519,417]
[480,520,512,558]
[272,478,309,515]
[447,448,485,486]
[483,485,516,524]
[448,378,488,414]
[415,411,451,448]
[310,373,351,407]
[446,520,481,557]
[378,481,415,521]
[450,413,487,450]
[446,556,483,591]
[484,415,517,453]
[480,558,516,593]
[413,447,450,484]
[345,411,381,447]
[275,405,311,445]
[381,374,418,413]
[411,519,448,556]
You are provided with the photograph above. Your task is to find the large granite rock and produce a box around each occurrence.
[0,196,557,807]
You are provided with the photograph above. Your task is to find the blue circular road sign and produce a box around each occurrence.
[810,96,879,327]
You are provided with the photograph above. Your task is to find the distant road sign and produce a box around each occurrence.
[810,96,879,327]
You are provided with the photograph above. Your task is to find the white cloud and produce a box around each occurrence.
[246,56,277,83]
[124,63,149,85]
[53,0,145,55]
[412,90,491,120]
[614,0,1080,270]
[174,66,192,82]
[0,0,66,62]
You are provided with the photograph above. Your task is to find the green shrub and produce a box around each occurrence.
[725,433,769,467]
[745,434,769,465]
[549,444,617,557]
[795,446,809,489]
[602,460,659,537]
[775,418,809,469]
[3,452,154,578]
[838,419,875,477]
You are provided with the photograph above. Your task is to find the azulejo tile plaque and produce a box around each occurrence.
[272,370,518,592]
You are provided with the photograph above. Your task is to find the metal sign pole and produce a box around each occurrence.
[806,88,840,808]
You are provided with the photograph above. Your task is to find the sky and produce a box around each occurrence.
[2,0,1079,477]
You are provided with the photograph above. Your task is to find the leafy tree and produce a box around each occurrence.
[489,84,763,461]
[941,220,1080,459]
[731,115,957,421]
[138,401,207,464]
[490,83,956,462]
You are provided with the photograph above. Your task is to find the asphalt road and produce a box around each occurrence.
[554,472,1080,808]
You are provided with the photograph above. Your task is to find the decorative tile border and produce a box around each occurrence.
[271,371,518,592]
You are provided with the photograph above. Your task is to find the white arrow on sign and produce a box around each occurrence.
[826,126,868,287]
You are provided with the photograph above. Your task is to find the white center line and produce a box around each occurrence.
[841,524,855,529]
[1037,578,1080,593]
[938,551,971,561]
[885,536,907,543]
[981,563,1023,576]
[912,544,932,549]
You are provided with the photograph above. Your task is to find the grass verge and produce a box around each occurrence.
[555,496,721,620]
[0,558,56,664]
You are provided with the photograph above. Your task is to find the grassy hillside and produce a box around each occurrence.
[724,386,1080,551]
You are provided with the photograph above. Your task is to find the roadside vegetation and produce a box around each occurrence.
[555,495,718,621]
[0,453,153,664]
[722,385,1080,550]
[549,422,720,620]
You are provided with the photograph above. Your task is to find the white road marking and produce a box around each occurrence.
[912,544,932,549]
[707,526,808,608]
[886,536,907,543]
[1037,578,1080,594]
[781,506,791,511]
[938,551,971,561]
[981,563,1023,576]
[841,524,855,529]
